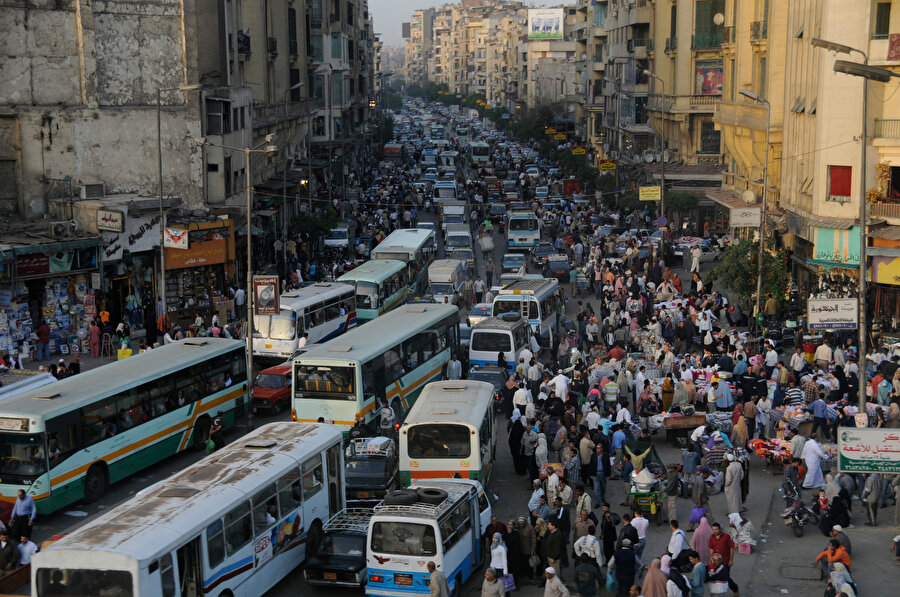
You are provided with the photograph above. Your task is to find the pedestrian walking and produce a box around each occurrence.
[482,568,505,597]
[428,561,450,597]
[574,554,604,597]
[543,567,569,597]
[8,490,36,541]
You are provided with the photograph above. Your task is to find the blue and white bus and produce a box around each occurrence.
[366,479,492,597]
[491,278,561,349]
[468,141,491,166]
[506,209,541,249]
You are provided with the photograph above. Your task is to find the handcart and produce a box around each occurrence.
[575,271,591,296]
[623,440,667,525]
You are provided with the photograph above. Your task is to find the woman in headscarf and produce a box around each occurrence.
[730,416,749,449]
[641,558,668,597]
[888,402,900,428]
[691,516,714,563]
[489,532,509,577]
[534,517,548,571]
[535,434,549,470]
[502,374,518,418]
[505,520,522,580]
[730,402,744,429]
[508,408,527,476]
[598,507,618,564]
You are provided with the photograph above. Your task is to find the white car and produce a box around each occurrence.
[675,243,719,263]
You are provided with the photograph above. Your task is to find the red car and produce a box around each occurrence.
[252,365,292,415]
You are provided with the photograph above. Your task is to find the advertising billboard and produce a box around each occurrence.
[695,60,724,95]
[528,8,564,40]
[807,298,858,330]
[837,427,900,473]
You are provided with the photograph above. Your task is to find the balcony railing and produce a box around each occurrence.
[875,118,900,138]
[692,31,722,49]
[870,202,900,219]
[689,95,718,109]
[750,20,767,42]
[665,37,677,53]
[722,26,734,45]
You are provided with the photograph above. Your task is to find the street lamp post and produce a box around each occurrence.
[194,135,278,432]
[811,38,897,409]
[644,70,666,255]
[281,82,305,276]
[156,84,201,329]
[737,89,771,327]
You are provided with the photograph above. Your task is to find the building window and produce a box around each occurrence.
[694,0,725,47]
[310,0,322,22]
[313,116,325,136]
[699,120,721,154]
[875,2,892,39]
[331,34,342,60]
[290,69,302,101]
[310,35,323,62]
[224,156,232,195]
[288,7,298,55]
[827,165,852,203]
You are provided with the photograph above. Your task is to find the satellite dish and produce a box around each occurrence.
[742,189,756,203]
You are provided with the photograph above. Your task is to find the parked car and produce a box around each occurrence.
[251,365,292,415]
[674,243,719,263]
[303,508,372,587]
[530,242,557,267]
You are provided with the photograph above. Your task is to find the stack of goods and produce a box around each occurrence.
[0,284,34,357]
[748,438,793,466]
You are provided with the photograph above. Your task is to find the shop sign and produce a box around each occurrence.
[730,207,761,228]
[97,209,124,232]
[639,186,661,201]
[545,127,556,135]
[599,160,617,171]
[837,427,900,474]
[165,238,227,269]
[253,275,280,316]
[164,228,189,249]
[807,297,858,330]
[102,232,124,262]
[572,146,586,155]
[872,255,900,285]
[554,133,566,140]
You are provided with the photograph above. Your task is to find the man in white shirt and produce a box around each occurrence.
[615,405,633,427]
[631,510,650,561]
[666,520,690,561]
[446,354,463,380]
[790,347,807,376]
[549,370,570,400]
[584,409,602,431]
[233,287,246,319]
[814,342,833,371]
[296,332,309,350]
[764,344,779,378]
[513,382,530,410]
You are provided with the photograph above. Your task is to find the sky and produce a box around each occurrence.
[371,0,560,47]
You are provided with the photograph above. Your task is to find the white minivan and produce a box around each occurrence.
[324,224,351,249]
[468,313,532,368]
[428,258,467,305]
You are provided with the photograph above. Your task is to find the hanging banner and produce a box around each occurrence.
[572,146,586,155]
[730,207,761,228]
[554,133,566,140]
[253,275,280,316]
[807,297,858,330]
[164,228,190,249]
[599,160,617,171]
[165,237,227,269]
[639,186,661,201]
[837,427,900,473]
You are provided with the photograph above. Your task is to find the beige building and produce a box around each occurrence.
[405,8,435,86]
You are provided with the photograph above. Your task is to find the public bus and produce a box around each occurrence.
[433,180,460,204]
[430,124,445,140]
[398,381,497,486]
[468,314,532,369]
[491,278,561,349]
[291,304,460,430]
[454,126,470,145]
[438,150,462,178]
[337,260,410,324]
[468,141,491,166]
[371,228,436,296]
[507,209,541,249]
[252,283,357,361]
[366,479,492,597]
[0,338,248,518]
[31,422,344,597]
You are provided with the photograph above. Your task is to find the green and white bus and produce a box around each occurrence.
[371,228,436,296]
[0,338,248,517]
[337,259,409,324]
[291,304,460,430]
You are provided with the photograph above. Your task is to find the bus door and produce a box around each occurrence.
[177,536,203,597]
[326,443,342,517]
[468,495,481,566]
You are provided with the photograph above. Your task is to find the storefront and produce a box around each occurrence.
[868,228,900,337]
[0,237,102,361]
[163,219,236,329]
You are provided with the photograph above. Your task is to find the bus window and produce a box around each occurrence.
[408,424,471,458]
[224,502,252,555]
[477,491,490,514]
[206,519,226,567]
[383,345,404,383]
[341,295,355,315]
[277,469,302,516]
[302,454,323,499]
[159,553,176,597]
[325,299,341,320]
[252,484,278,535]
[371,521,437,556]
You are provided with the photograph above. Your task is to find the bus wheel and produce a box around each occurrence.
[192,417,211,452]
[83,463,108,503]
[451,574,462,597]
[306,520,323,561]
[417,487,448,505]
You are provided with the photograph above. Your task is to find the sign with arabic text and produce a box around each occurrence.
[253,275,280,316]
[639,186,661,201]
[599,160,617,171]
[807,298,858,330]
[164,228,189,249]
[97,209,124,232]
[837,427,900,473]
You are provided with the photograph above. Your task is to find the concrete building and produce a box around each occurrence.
[578,0,608,157]
[517,6,579,115]
[405,8,435,86]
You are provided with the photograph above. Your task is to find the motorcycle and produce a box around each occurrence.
[779,480,819,537]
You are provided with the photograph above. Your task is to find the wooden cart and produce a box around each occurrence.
[663,414,707,448]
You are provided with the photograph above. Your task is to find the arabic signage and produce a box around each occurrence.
[97,209,124,232]
[572,146,586,155]
[545,127,556,135]
[164,228,189,249]
[639,186,661,201]
[165,237,227,269]
[837,427,900,473]
[730,207,761,228]
[599,159,617,171]
[554,133,566,140]
[528,8,564,40]
[808,298,858,330]
[253,275,280,316]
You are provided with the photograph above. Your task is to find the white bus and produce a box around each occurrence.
[468,314,532,369]
[468,141,491,166]
[32,422,344,597]
[398,381,497,486]
[371,228,436,296]
[252,283,357,360]
[428,259,467,305]
[491,278,561,349]
[291,304,461,429]
[366,479,492,597]
[506,209,541,249]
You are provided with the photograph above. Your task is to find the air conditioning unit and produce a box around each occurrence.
[80,183,105,199]
[49,219,79,238]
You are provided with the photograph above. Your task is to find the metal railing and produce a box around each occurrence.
[750,21,767,42]
[693,31,723,49]
[870,202,900,219]
[665,37,677,53]
[689,95,718,109]
[722,26,734,45]
[875,119,900,138]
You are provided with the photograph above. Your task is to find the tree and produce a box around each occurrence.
[291,207,338,241]
[707,237,790,302]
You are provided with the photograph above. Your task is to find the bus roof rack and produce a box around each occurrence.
[324,508,375,534]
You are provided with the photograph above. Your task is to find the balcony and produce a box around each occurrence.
[665,37,677,53]
[688,95,718,111]
[722,26,734,46]
[692,31,722,50]
[871,202,900,219]
[875,119,900,138]
[750,20,767,43]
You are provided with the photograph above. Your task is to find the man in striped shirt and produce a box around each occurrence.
[785,379,804,407]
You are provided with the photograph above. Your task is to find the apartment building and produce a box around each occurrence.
[405,8,435,86]
[579,0,609,157]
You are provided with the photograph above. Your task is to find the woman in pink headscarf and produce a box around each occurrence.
[642,558,668,597]
[691,516,714,563]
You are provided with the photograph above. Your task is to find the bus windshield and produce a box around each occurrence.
[36,569,133,597]
[254,310,297,340]
[372,521,437,556]
[294,364,356,399]
[356,282,380,309]
[407,424,471,458]
[493,299,538,319]
[471,331,512,353]
[509,219,538,231]
[429,283,455,295]
[0,432,47,477]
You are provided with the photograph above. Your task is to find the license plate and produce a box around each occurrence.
[357,491,370,498]
[265,344,273,349]
[395,573,413,586]
[324,572,337,580]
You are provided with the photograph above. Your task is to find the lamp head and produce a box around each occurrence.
[643,69,651,76]
[180,84,203,92]
[833,60,895,83]
[264,133,278,143]
[738,89,763,102]
[193,137,207,146]
[264,145,279,156]
[713,13,725,26]
[811,38,853,55]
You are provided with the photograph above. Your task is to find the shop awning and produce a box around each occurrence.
[868,225,900,240]
[236,223,266,236]
[9,236,102,255]
[807,258,858,269]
